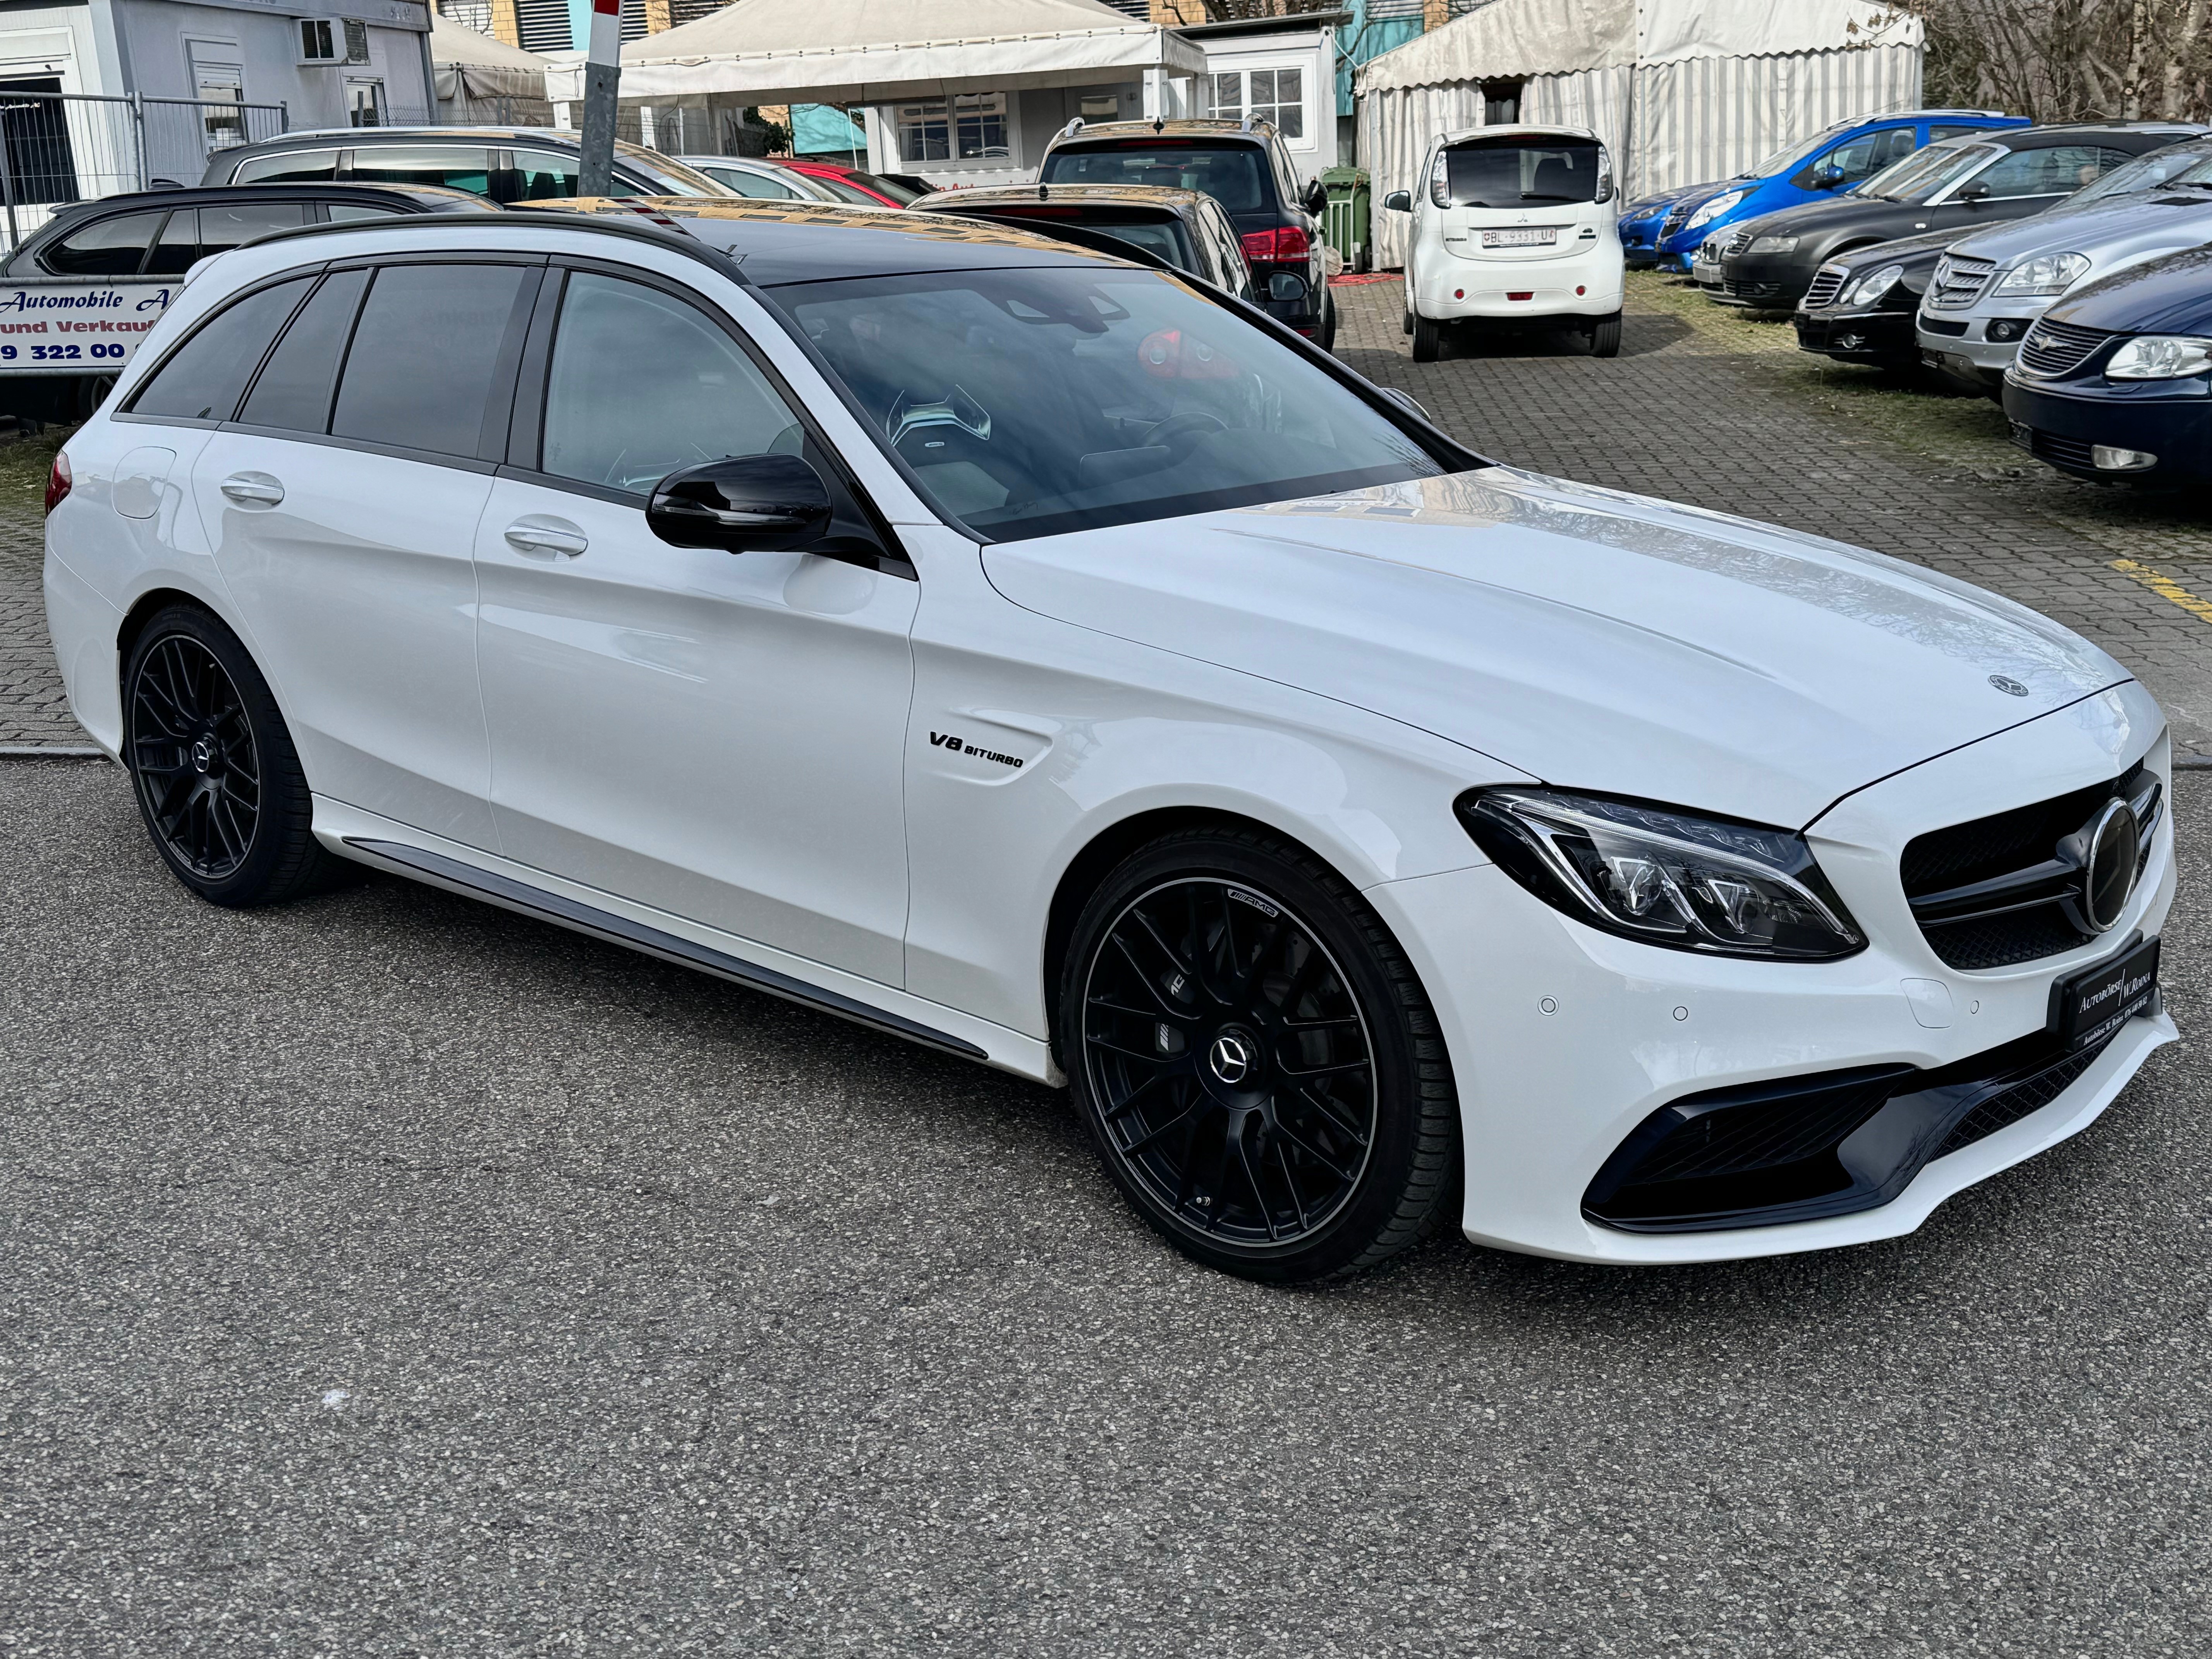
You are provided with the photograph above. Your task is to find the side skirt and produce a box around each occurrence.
[344,836,991,1063]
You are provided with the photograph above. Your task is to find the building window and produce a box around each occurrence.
[1481,78,1523,125]
[1210,67,1302,140]
[896,92,1008,163]
[437,0,495,31]
[298,19,339,63]
[347,80,385,127]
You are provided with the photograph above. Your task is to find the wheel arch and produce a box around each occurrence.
[116,584,217,666]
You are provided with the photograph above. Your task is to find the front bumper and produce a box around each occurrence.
[1413,241,1623,321]
[1369,689,2175,1264]
[1709,253,1810,309]
[2003,374,2212,484]
[1795,306,1919,366]
[1916,309,2037,389]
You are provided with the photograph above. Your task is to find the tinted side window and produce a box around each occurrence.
[1930,124,1989,142]
[200,200,309,256]
[541,272,802,495]
[707,167,801,199]
[1798,125,1915,188]
[349,145,492,195]
[131,277,312,422]
[239,268,369,432]
[144,211,199,277]
[235,150,339,184]
[41,210,164,276]
[1973,144,2108,198]
[331,263,532,457]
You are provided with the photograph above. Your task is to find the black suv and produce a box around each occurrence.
[1036,118,1334,349]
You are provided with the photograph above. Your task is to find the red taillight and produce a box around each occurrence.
[1240,225,1312,264]
[43,450,70,514]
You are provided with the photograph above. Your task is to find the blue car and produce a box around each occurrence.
[1619,180,1717,267]
[1644,109,2030,272]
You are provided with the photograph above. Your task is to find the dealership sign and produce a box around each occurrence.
[0,283,173,374]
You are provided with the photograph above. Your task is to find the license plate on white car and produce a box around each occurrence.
[2056,936,2159,1052]
[1482,227,1558,248]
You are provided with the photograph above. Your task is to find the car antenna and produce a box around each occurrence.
[1153,116,1165,133]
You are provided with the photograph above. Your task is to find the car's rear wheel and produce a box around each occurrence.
[123,604,348,907]
[1059,827,1460,1283]
[1589,312,1623,357]
[1402,303,1414,337]
[1411,311,1443,363]
[1317,286,1338,353]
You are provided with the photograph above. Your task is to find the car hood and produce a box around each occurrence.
[2045,243,2212,333]
[980,470,2131,829]
[1734,196,1928,243]
[1946,192,2212,266]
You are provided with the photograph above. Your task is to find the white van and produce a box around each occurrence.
[1384,124,1626,361]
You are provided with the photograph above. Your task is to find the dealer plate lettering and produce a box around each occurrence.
[2056,935,2159,1053]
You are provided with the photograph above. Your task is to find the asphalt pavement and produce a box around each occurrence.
[4,756,2207,1656]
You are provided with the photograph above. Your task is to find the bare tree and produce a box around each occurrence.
[1903,0,2212,122]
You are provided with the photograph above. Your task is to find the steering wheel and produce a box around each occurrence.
[1140,410,1228,448]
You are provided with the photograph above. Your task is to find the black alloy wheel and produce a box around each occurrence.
[124,605,349,906]
[1061,828,1460,1282]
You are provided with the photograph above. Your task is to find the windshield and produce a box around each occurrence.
[773,267,1450,541]
[1860,141,1996,201]
[1039,144,1269,214]
[1745,119,1861,180]
[1443,137,1605,207]
[2067,145,2212,204]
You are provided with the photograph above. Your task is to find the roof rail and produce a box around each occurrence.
[237,208,752,286]
[1058,117,1084,140]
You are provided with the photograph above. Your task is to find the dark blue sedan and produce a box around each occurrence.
[2004,245,2212,485]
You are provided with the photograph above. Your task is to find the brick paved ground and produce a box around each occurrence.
[1332,273,2212,762]
[5,276,2210,758]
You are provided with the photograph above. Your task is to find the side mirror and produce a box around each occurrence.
[647,453,832,552]
[1301,178,1328,214]
[1814,167,1847,189]
[1267,270,1309,302]
[1958,182,1992,203]
[1382,189,1412,213]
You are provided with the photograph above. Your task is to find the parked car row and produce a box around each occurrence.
[1652,117,2212,489]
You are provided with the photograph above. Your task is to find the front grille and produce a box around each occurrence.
[1698,237,1721,264]
[1660,207,1688,239]
[1934,1041,2106,1157]
[1901,763,2159,969]
[1803,266,1847,309]
[1723,228,1753,258]
[1927,253,1997,309]
[2016,318,2111,378]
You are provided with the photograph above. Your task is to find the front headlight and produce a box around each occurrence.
[1845,262,1904,306]
[1996,252,2090,296]
[1748,235,1799,255]
[1684,189,1745,230]
[1457,787,1866,960]
[2106,335,2212,380]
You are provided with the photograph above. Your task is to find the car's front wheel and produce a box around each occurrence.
[1059,827,1460,1283]
[123,604,349,907]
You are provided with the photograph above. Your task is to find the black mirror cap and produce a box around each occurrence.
[1382,189,1412,213]
[1301,179,1328,214]
[647,453,833,553]
[1958,182,1992,201]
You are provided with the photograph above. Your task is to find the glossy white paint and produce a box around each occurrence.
[42,216,2178,1266]
[1404,124,1626,324]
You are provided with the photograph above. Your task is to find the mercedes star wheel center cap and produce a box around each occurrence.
[2081,798,2140,933]
[1207,1032,1254,1086]
[191,737,215,775]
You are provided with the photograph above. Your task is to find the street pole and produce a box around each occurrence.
[578,0,621,196]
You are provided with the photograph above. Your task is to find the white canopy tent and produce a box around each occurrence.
[431,14,553,122]
[1357,0,1924,268]
[544,0,1207,111]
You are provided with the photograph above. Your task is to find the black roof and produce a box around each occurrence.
[245,202,1130,288]
[1988,121,2209,149]
[16,183,494,246]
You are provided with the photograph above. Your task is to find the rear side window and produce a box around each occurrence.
[239,268,369,432]
[234,150,339,184]
[331,263,532,457]
[41,210,164,276]
[1039,144,1270,215]
[130,277,312,422]
[324,202,405,222]
[1443,137,1606,207]
[349,145,492,195]
[199,201,310,256]
[145,211,200,277]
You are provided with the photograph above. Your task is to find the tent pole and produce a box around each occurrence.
[579,0,621,194]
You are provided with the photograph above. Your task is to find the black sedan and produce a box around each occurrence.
[2003,244,2212,485]
[1704,122,2203,309]
[1791,228,1958,371]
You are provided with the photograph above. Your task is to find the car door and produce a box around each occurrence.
[183,255,542,847]
[1937,144,2112,232]
[471,263,918,984]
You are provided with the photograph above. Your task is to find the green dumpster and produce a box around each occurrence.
[1320,165,1371,275]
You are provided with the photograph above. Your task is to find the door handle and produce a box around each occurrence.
[504,516,589,558]
[219,471,284,507]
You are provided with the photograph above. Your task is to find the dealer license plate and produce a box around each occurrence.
[1482,227,1558,248]
[2008,420,2033,451]
[2055,935,2160,1052]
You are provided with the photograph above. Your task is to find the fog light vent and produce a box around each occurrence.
[1988,318,2028,343]
[2092,445,2157,472]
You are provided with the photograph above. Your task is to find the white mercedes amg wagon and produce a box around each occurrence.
[43,201,2173,1281]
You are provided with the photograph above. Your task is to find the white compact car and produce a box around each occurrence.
[44,202,2173,1281]
[1383,124,1627,361]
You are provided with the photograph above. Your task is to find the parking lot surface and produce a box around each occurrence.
[5,278,2210,1654]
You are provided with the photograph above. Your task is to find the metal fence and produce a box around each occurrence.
[0,88,289,250]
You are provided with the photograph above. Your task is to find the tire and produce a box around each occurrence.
[1058,826,1461,1283]
[1589,311,1623,358]
[1317,287,1338,354]
[1402,303,1414,338]
[1411,311,1443,363]
[122,604,349,907]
